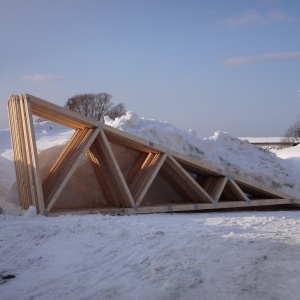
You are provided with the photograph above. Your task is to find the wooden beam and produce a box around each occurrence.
[11,96,34,209]
[21,95,45,213]
[27,94,99,129]
[104,129,161,154]
[48,198,300,216]
[7,96,29,207]
[17,95,45,213]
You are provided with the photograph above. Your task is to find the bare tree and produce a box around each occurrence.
[65,93,126,122]
[281,117,300,145]
[108,103,127,120]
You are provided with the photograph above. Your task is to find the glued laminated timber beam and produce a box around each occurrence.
[6,93,300,215]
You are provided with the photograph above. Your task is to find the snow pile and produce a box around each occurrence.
[105,112,300,197]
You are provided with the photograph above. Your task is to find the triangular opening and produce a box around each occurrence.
[140,172,186,206]
[235,181,285,200]
[196,175,228,201]
[218,179,247,202]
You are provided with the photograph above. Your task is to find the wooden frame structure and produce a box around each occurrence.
[7,94,300,215]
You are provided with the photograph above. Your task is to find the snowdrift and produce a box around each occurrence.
[105,111,300,198]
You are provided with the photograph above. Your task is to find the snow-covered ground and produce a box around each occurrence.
[1,113,300,299]
[1,211,300,300]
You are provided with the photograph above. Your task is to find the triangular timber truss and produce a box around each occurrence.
[7,94,300,215]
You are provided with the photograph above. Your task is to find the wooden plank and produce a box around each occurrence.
[30,108,83,129]
[48,198,299,216]
[162,156,213,203]
[7,97,26,206]
[104,130,160,154]
[19,95,39,209]
[134,198,298,213]
[13,96,32,208]
[26,94,99,129]
[20,95,41,210]
[134,153,168,206]
[45,127,100,212]
[134,199,296,213]
[23,95,45,213]
[7,98,21,197]
[9,96,25,206]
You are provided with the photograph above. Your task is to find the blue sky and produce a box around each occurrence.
[1,0,300,137]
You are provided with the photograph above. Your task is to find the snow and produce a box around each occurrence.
[0,112,300,299]
[239,137,284,143]
[105,112,300,197]
[1,212,300,299]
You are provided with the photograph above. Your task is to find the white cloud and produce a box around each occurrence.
[22,74,66,83]
[224,51,300,66]
[226,10,294,27]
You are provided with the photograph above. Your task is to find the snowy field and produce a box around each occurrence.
[1,113,300,300]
